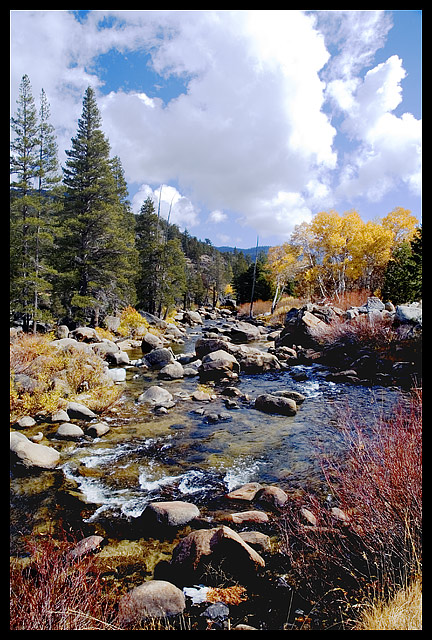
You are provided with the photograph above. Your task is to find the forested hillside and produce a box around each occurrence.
[10,76,421,332]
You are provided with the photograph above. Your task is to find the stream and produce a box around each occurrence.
[10,317,408,556]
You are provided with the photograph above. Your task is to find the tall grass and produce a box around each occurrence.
[10,533,118,630]
[277,387,422,629]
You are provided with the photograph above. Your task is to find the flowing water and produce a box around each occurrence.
[10,318,407,553]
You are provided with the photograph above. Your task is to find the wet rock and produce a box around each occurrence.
[226,483,263,501]
[86,422,110,437]
[10,431,60,469]
[224,510,269,525]
[144,500,200,527]
[118,580,186,625]
[171,525,265,576]
[141,332,164,354]
[138,385,175,409]
[143,347,176,369]
[55,423,85,439]
[199,349,240,381]
[256,486,288,509]
[273,390,306,404]
[66,401,97,421]
[158,361,184,380]
[254,394,297,416]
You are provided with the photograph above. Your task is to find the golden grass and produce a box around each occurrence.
[356,576,422,630]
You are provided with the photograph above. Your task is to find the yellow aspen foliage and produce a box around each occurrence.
[381,207,419,246]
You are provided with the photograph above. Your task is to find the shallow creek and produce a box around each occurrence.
[10,318,407,569]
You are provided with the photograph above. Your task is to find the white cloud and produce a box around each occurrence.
[11,10,421,243]
[208,210,227,223]
[334,56,421,201]
[131,183,200,230]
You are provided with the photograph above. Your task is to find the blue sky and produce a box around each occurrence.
[11,10,421,249]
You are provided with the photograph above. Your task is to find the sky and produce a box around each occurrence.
[10,10,422,249]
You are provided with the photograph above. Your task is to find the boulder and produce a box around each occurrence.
[107,368,127,382]
[199,350,240,381]
[15,416,36,428]
[50,409,70,423]
[226,482,263,501]
[91,340,119,358]
[143,347,176,369]
[141,332,164,354]
[254,394,297,416]
[86,422,110,437]
[273,390,306,404]
[229,321,261,343]
[395,303,422,325]
[171,525,265,575]
[10,431,60,469]
[118,580,186,625]
[55,423,85,439]
[66,402,97,421]
[138,385,175,409]
[107,350,130,366]
[158,361,184,380]
[256,486,288,509]
[143,501,200,527]
[70,326,100,343]
[51,338,93,353]
[224,510,269,525]
[239,531,272,552]
[235,347,281,373]
[195,337,233,360]
[182,310,203,326]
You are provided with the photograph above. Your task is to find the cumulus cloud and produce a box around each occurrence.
[11,10,421,242]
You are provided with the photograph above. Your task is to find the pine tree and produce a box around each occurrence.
[10,76,61,331]
[57,87,137,325]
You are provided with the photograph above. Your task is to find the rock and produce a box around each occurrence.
[50,409,70,423]
[55,423,85,439]
[70,326,100,343]
[395,303,422,325]
[141,332,164,354]
[182,310,203,326]
[107,367,127,382]
[236,347,281,373]
[226,482,263,501]
[158,361,184,380]
[86,422,110,437]
[201,602,230,626]
[195,337,233,360]
[104,315,121,333]
[143,347,176,369]
[192,390,212,402]
[229,321,261,343]
[254,394,297,416]
[29,432,44,442]
[51,338,93,353]
[66,402,97,421]
[13,374,39,394]
[107,350,130,366]
[300,507,318,526]
[273,390,306,404]
[232,623,259,630]
[138,385,175,409]
[15,416,36,428]
[224,510,269,525]
[67,535,104,561]
[239,531,272,552]
[357,296,385,313]
[256,486,288,509]
[330,506,350,524]
[118,580,186,624]
[199,349,240,381]
[171,525,265,575]
[91,339,120,358]
[10,431,60,469]
[55,324,70,339]
[144,501,200,527]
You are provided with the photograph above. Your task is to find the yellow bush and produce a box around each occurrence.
[116,306,150,338]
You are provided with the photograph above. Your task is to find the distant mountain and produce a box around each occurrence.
[216,245,272,257]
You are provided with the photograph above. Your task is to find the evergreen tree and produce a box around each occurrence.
[10,76,61,331]
[382,227,422,304]
[233,258,274,305]
[57,87,137,325]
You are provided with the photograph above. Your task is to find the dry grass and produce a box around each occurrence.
[355,576,422,630]
[10,332,123,422]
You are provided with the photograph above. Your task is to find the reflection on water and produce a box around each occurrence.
[11,320,408,534]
